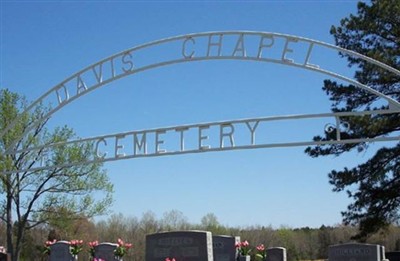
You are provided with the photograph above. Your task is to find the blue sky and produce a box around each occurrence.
[2,0,392,229]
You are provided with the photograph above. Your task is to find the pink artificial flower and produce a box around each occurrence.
[117,238,124,246]
[45,239,56,246]
[70,239,83,246]
[71,239,83,246]
[236,240,251,256]
[88,241,99,247]
[256,244,265,251]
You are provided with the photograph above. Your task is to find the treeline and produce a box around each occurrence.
[1,210,400,261]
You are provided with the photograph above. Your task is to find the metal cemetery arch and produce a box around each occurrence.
[2,31,400,175]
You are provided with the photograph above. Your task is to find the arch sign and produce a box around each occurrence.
[2,31,400,175]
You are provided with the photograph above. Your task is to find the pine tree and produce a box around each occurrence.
[305,0,400,240]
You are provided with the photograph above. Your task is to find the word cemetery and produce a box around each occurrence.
[2,31,400,174]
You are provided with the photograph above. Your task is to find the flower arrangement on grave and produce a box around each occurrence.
[255,244,267,261]
[235,240,252,256]
[88,240,99,259]
[69,239,84,256]
[43,239,57,255]
[114,238,133,258]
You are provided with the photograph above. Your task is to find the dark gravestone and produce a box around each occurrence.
[266,247,286,261]
[386,251,400,261]
[0,253,8,261]
[328,243,382,261]
[146,230,213,261]
[94,243,119,261]
[49,241,74,261]
[212,235,240,261]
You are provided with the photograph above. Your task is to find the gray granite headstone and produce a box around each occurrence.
[146,230,214,261]
[49,241,74,261]
[386,251,400,261]
[212,235,240,261]
[0,253,8,261]
[266,247,286,261]
[328,243,381,261]
[94,243,119,261]
[381,245,387,260]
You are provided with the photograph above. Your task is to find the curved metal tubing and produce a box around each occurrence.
[2,31,400,155]
[5,109,400,174]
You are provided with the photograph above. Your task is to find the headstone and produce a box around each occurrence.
[0,253,8,261]
[49,241,74,261]
[212,235,240,261]
[381,245,387,260]
[94,243,119,261]
[266,247,286,261]
[386,251,400,261]
[146,230,214,261]
[328,243,382,261]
